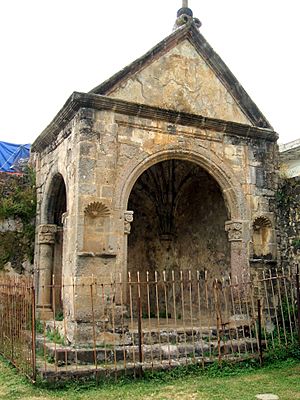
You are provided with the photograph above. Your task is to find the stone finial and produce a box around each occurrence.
[225,221,243,242]
[38,224,57,244]
[174,1,202,30]
[124,211,134,235]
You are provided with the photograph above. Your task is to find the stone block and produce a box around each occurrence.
[101,186,114,198]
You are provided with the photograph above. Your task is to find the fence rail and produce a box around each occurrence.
[0,267,299,382]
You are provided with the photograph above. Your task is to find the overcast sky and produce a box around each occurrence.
[0,0,299,145]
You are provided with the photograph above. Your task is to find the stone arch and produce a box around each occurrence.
[40,168,68,225]
[116,146,249,280]
[115,147,247,221]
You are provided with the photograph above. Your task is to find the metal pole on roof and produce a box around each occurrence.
[182,0,188,7]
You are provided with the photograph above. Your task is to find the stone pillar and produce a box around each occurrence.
[37,224,57,319]
[122,211,134,302]
[225,220,248,280]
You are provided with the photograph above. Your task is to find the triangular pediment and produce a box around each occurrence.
[91,23,271,129]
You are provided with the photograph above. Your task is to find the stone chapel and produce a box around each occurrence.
[31,3,278,321]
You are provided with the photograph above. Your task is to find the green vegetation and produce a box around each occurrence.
[35,319,66,345]
[46,328,66,346]
[0,167,36,270]
[0,356,299,400]
[292,238,300,251]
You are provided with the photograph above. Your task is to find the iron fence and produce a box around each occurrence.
[35,267,300,381]
[0,268,299,382]
[0,275,36,381]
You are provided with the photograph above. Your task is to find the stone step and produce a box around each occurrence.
[38,354,258,383]
[130,326,251,344]
[36,336,261,367]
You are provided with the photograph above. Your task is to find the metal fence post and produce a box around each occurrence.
[31,284,37,382]
[257,299,263,366]
[296,265,300,347]
[137,272,143,377]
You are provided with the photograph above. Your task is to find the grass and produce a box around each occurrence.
[0,357,299,400]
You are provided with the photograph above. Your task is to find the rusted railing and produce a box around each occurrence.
[33,267,299,381]
[0,268,298,382]
[0,275,36,381]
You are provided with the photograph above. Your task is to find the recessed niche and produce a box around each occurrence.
[83,202,110,253]
[252,216,273,258]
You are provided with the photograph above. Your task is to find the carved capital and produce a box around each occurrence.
[124,211,134,235]
[61,212,68,226]
[38,224,57,245]
[225,220,243,242]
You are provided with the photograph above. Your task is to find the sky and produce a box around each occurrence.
[0,0,299,145]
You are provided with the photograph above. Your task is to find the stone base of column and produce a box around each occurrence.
[37,305,54,320]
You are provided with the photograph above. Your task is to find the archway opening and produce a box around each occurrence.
[47,173,67,317]
[127,159,230,318]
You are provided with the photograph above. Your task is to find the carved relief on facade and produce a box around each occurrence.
[38,224,57,245]
[84,202,110,218]
[124,211,134,234]
[225,221,243,242]
[83,202,110,252]
[252,216,273,258]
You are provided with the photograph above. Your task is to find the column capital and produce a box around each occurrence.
[124,211,134,235]
[38,224,57,244]
[225,220,244,242]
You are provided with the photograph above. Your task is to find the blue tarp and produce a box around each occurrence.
[0,141,30,173]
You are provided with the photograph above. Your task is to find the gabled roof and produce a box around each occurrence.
[90,22,272,130]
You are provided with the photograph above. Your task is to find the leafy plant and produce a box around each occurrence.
[55,311,64,321]
[35,319,44,334]
[46,328,65,346]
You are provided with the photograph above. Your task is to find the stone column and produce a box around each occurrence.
[122,211,134,303]
[225,220,248,280]
[37,224,57,319]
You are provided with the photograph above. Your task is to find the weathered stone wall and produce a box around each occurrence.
[277,176,300,268]
[0,172,36,275]
[109,40,251,125]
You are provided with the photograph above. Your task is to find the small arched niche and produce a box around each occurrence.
[83,202,110,253]
[252,216,273,258]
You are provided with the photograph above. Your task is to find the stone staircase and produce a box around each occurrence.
[36,322,261,381]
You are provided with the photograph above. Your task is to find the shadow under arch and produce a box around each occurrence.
[115,147,250,289]
[119,148,250,318]
[41,170,68,225]
[115,147,247,221]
